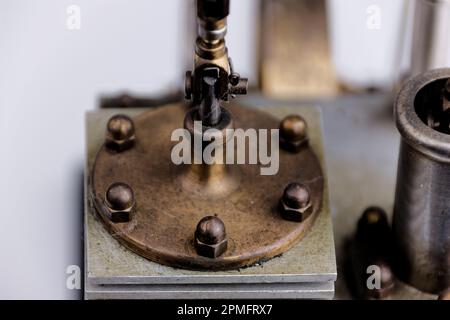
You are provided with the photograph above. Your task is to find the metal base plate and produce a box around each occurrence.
[84,105,336,299]
[85,281,335,300]
[89,104,324,270]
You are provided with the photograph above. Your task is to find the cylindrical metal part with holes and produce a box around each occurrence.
[393,68,450,293]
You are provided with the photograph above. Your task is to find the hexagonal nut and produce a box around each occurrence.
[279,199,313,222]
[195,237,228,258]
[103,198,134,223]
[105,134,136,152]
[105,206,133,223]
[279,136,308,153]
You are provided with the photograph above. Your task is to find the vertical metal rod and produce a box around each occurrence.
[199,72,221,126]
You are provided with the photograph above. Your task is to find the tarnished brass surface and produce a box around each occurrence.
[260,0,338,98]
[89,104,324,270]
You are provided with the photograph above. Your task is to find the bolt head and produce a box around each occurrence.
[356,206,390,243]
[105,182,135,223]
[279,115,308,152]
[364,260,396,299]
[359,206,388,226]
[280,115,307,141]
[107,114,134,140]
[283,183,310,209]
[280,183,313,222]
[229,73,240,86]
[195,216,226,244]
[105,114,135,151]
[195,216,228,258]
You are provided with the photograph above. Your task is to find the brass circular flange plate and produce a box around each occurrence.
[90,104,324,270]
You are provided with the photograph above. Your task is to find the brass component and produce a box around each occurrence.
[279,183,313,222]
[195,38,226,60]
[283,182,310,208]
[85,105,336,300]
[195,216,228,258]
[182,106,239,198]
[260,0,338,98]
[279,115,309,152]
[90,104,324,270]
[197,18,227,43]
[105,182,135,223]
[186,0,247,107]
[229,78,248,96]
[229,72,240,86]
[105,114,136,151]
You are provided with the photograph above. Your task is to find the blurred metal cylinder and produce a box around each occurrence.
[394,68,450,294]
[410,0,450,76]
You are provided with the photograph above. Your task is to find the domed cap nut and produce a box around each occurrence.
[279,182,313,222]
[356,206,390,243]
[105,182,135,223]
[279,115,309,153]
[194,216,228,258]
[105,114,136,152]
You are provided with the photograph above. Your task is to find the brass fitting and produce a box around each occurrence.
[194,216,228,258]
[105,114,136,152]
[105,182,135,223]
[279,183,313,222]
